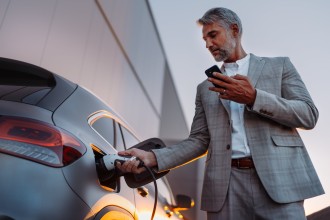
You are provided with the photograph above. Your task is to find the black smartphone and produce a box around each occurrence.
[205,65,222,88]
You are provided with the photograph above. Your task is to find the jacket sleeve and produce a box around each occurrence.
[152,83,210,172]
[249,57,318,129]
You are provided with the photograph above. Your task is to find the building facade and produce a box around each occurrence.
[0,0,205,219]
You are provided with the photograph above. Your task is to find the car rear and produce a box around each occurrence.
[0,57,95,219]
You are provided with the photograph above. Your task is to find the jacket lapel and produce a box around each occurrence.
[248,54,265,87]
[219,96,230,116]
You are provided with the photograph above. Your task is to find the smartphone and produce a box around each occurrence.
[205,65,222,88]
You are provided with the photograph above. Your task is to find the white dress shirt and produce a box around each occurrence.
[221,54,251,159]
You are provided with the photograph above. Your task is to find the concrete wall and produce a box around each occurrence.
[0,0,168,140]
[0,0,205,219]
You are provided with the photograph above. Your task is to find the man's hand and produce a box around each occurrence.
[208,72,256,106]
[116,148,158,174]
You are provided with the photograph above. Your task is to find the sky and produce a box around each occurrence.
[149,0,330,215]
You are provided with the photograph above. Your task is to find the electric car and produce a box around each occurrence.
[0,57,193,220]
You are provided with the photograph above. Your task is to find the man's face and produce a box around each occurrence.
[202,22,236,62]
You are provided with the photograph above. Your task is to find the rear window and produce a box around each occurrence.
[0,85,51,105]
[0,57,56,105]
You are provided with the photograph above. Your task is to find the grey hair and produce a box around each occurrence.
[197,7,243,36]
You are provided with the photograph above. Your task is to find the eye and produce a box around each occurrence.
[209,31,217,39]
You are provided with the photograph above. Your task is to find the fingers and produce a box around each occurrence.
[118,148,134,156]
[218,88,228,97]
[213,72,232,83]
[215,88,230,99]
[208,72,232,89]
[116,148,158,174]
[118,148,143,159]
[116,148,150,174]
[231,74,247,80]
[116,159,145,174]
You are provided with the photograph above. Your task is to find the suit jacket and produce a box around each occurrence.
[153,54,324,212]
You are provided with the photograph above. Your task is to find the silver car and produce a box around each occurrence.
[0,57,193,220]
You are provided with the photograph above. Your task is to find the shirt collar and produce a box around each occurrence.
[220,53,251,76]
[223,53,250,69]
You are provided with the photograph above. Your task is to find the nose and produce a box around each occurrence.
[205,39,213,49]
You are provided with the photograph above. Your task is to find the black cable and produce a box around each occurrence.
[99,155,158,220]
[143,165,158,220]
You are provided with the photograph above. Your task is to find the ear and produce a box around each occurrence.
[231,24,240,37]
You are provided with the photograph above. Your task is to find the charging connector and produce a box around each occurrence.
[102,154,139,170]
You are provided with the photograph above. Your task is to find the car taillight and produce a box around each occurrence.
[0,116,86,167]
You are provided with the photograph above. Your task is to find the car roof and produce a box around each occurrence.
[0,57,140,139]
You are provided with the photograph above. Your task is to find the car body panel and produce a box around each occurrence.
[0,100,53,124]
[61,156,136,220]
[52,86,118,155]
[0,57,188,220]
[0,153,90,220]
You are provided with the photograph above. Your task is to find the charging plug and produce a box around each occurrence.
[102,154,143,171]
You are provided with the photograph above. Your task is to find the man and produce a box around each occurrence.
[118,7,324,219]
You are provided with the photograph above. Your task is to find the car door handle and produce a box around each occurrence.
[137,186,149,197]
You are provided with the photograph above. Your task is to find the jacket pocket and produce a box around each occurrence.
[271,135,304,147]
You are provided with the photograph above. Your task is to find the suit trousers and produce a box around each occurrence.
[207,167,306,220]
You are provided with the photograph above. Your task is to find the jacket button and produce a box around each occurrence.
[226,144,230,150]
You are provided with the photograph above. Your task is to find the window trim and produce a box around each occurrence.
[88,110,140,150]
[88,111,116,150]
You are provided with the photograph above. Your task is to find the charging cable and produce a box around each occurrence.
[99,154,158,220]
[141,164,157,220]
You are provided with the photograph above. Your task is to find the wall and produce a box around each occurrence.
[0,0,203,219]
[0,0,168,140]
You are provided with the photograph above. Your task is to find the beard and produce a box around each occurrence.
[213,49,230,62]
[211,35,236,62]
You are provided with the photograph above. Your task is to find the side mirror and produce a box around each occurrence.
[173,194,195,211]
[123,138,170,188]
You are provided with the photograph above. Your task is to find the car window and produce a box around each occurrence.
[120,125,139,149]
[90,116,115,147]
[115,122,125,151]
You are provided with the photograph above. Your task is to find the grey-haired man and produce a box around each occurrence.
[118,7,324,219]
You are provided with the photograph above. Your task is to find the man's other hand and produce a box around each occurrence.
[208,72,256,106]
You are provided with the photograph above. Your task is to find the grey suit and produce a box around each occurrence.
[153,54,324,212]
